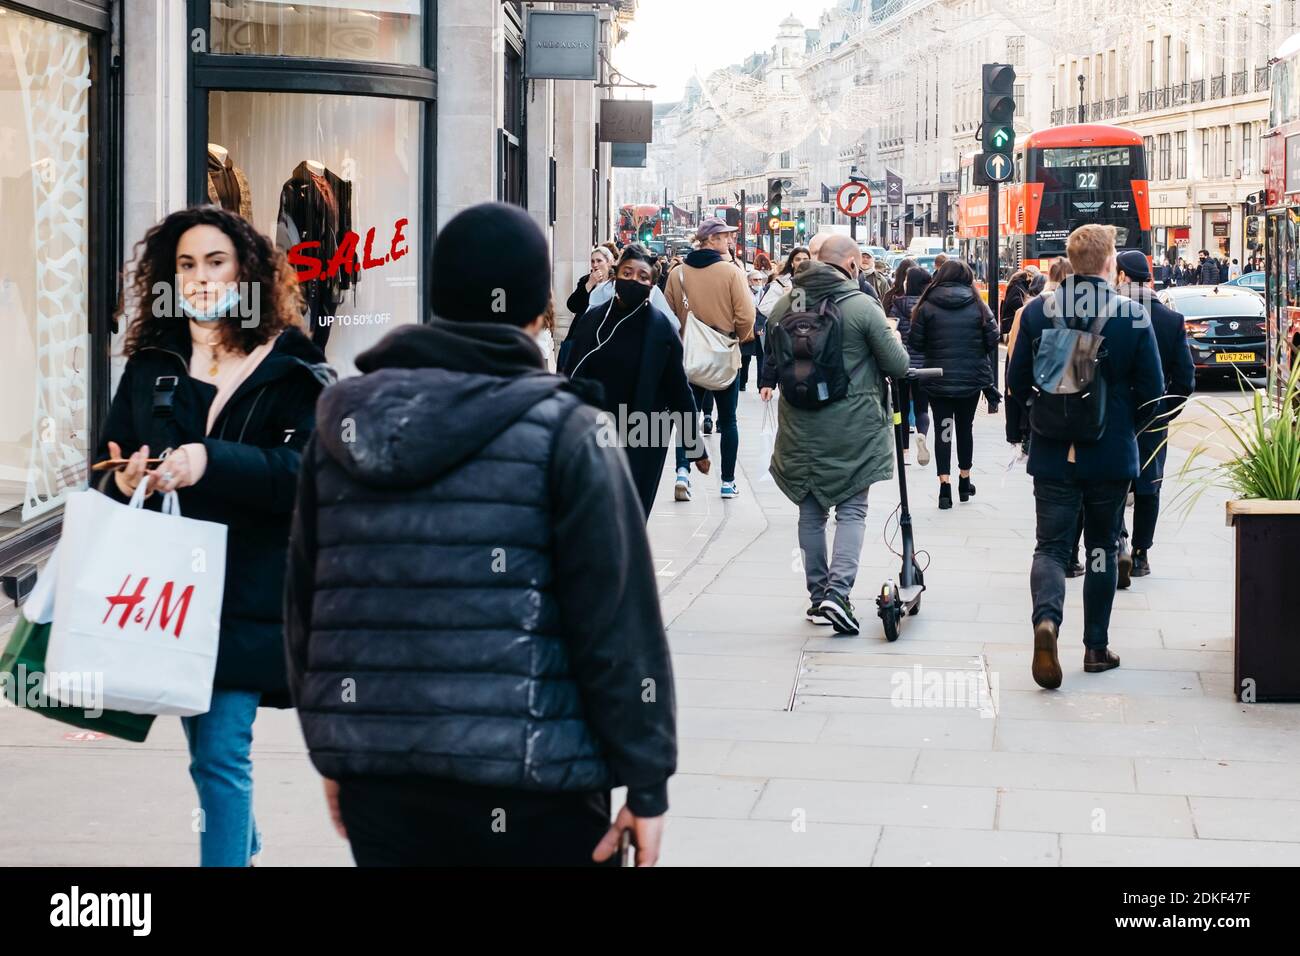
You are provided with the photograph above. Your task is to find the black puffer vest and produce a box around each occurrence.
[297,342,613,791]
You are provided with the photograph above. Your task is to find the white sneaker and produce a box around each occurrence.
[916,434,931,466]
[674,468,692,501]
[720,481,740,499]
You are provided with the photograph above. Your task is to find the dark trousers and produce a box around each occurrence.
[738,337,763,389]
[1128,492,1159,551]
[337,777,615,867]
[1070,489,1158,553]
[899,380,931,451]
[676,378,739,481]
[1031,477,1129,649]
[927,393,979,475]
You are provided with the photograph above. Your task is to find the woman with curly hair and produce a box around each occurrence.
[99,205,334,866]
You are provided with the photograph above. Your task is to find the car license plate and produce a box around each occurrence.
[1215,352,1255,363]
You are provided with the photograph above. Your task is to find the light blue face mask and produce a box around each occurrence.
[178,286,241,322]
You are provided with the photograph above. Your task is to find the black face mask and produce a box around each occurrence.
[615,278,651,309]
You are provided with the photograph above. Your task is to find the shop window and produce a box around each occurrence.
[499,39,525,207]
[208,91,421,376]
[212,0,422,65]
[0,10,91,547]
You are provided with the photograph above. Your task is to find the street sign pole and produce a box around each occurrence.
[988,179,1000,393]
[739,189,747,260]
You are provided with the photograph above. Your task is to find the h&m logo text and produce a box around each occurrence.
[103,575,195,638]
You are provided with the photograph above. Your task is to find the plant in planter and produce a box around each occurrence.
[1170,358,1300,702]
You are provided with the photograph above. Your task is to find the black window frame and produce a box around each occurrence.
[0,0,122,575]
[185,0,438,324]
[499,12,526,208]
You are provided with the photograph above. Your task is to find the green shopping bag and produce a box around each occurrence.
[1,614,155,743]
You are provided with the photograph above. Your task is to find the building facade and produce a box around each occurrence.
[0,0,635,617]
[1045,4,1290,267]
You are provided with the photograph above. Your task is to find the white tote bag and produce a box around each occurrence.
[45,482,227,716]
[758,402,778,483]
[680,272,741,391]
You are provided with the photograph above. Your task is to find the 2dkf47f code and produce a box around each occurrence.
[1124,892,1251,907]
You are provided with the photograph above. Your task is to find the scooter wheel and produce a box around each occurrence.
[883,607,900,642]
[879,584,901,642]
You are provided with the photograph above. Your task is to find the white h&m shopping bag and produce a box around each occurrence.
[45,482,227,715]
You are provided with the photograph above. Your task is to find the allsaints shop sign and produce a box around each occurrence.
[525,10,599,81]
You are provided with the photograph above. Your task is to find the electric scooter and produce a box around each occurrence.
[876,367,943,642]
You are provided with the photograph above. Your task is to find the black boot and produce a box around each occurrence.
[1066,555,1085,578]
[1117,545,1133,590]
[939,483,953,510]
[1131,549,1151,577]
[958,475,976,501]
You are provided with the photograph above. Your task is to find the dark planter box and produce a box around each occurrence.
[1228,502,1300,702]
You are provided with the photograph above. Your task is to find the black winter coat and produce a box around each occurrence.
[1117,283,1196,494]
[1198,259,1221,285]
[907,283,1000,398]
[565,273,596,318]
[98,324,333,705]
[562,299,704,515]
[285,320,677,816]
[889,293,925,369]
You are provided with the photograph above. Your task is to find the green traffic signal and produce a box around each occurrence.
[991,127,1012,149]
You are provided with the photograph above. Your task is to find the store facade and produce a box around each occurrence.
[188,0,436,376]
[0,2,633,617]
[0,0,120,592]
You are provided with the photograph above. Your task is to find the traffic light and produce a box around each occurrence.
[796,211,807,235]
[767,178,783,219]
[638,223,653,243]
[981,63,1016,158]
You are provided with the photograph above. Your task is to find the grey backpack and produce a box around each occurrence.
[1028,291,1115,443]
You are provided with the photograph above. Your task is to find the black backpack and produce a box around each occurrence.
[767,290,866,410]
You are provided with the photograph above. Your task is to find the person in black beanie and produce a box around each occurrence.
[286,201,677,866]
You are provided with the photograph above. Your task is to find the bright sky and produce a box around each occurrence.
[615,0,840,103]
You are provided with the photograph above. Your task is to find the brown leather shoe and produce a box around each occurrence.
[1031,619,1062,690]
[1083,647,1121,673]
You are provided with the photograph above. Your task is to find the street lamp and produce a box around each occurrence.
[1077,74,1086,124]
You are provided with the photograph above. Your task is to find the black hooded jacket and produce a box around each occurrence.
[97,324,333,705]
[907,283,1000,398]
[285,319,676,815]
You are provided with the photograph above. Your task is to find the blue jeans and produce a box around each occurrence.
[182,688,262,866]
[1030,477,1129,649]
[676,378,740,481]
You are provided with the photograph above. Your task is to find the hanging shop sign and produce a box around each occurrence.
[886,168,904,204]
[611,142,647,168]
[599,100,653,143]
[524,10,599,81]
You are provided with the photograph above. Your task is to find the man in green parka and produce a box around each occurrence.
[760,235,910,634]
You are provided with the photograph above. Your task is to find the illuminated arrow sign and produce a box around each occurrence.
[991,127,1012,149]
[985,153,1012,183]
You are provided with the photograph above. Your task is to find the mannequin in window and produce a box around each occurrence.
[275,159,357,350]
[206,144,253,221]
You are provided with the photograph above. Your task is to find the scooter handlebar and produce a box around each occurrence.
[905,368,944,381]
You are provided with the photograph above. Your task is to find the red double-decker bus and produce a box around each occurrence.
[1261,32,1300,389]
[956,123,1152,282]
[617,203,662,245]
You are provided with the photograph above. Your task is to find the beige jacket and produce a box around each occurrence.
[665,259,756,343]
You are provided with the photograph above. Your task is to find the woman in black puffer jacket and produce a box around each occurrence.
[906,259,1000,509]
[889,265,932,466]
